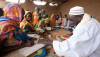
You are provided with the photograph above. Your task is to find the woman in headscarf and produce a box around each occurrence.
[20,11,35,33]
[41,9,47,19]
[32,7,40,25]
[35,18,50,29]
[35,14,50,33]
[0,3,35,55]
[49,14,56,26]
[58,12,62,26]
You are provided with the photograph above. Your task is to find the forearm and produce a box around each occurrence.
[47,40,53,45]
[0,43,25,55]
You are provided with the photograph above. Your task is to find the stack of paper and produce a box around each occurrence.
[36,28,44,33]
[45,27,51,30]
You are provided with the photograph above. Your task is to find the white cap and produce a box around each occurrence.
[69,6,84,15]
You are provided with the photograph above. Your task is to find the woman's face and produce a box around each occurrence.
[35,7,39,13]
[64,15,67,18]
[25,12,32,22]
[52,15,56,19]
[42,10,45,14]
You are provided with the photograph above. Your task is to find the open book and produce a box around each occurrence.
[4,44,45,57]
[27,34,40,39]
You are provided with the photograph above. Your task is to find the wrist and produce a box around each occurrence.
[47,40,52,45]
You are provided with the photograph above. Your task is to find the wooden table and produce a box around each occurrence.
[42,29,71,57]
[42,29,71,41]
[4,29,71,57]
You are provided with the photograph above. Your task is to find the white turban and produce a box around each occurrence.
[69,6,84,15]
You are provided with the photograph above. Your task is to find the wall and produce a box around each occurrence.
[0,0,58,17]
[0,0,100,21]
[58,0,100,21]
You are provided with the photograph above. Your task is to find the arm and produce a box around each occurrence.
[0,38,24,55]
[38,39,53,45]
[0,39,33,56]
[27,32,39,34]
[0,43,25,55]
[53,25,99,57]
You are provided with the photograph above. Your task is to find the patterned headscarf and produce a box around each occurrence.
[4,3,22,23]
[0,3,30,45]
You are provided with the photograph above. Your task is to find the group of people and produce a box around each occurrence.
[0,3,100,57]
[0,3,49,57]
[0,3,71,57]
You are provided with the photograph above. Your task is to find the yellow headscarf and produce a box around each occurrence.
[20,11,35,31]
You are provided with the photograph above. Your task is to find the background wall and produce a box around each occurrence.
[0,0,100,21]
[58,0,100,21]
[0,0,58,17]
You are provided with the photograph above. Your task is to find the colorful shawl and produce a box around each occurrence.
[35,18,50,28]
[20,11,35,32]
[50,14,55,26]
[0,3,30,45]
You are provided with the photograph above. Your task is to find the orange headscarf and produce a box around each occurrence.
[50,14,55,26]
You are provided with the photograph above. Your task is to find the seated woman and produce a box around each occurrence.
[35,15,50,32]
[32,7,40,25]
[49,14,56,27]
[0,3,36,56]
[62,14,67,26]
[41,9,47,19]
[20,11,35,33]
[55,15,59,26]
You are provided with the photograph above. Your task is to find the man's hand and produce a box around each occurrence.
[38,39,48,45]
[38,39,52,45]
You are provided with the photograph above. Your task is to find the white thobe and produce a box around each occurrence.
[53,14,100,57]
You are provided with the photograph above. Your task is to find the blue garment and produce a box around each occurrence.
[66,21,74,27]
[65,21,74,31]
[23,25,31,32]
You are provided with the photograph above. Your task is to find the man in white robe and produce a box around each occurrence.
[38,6,100,57]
